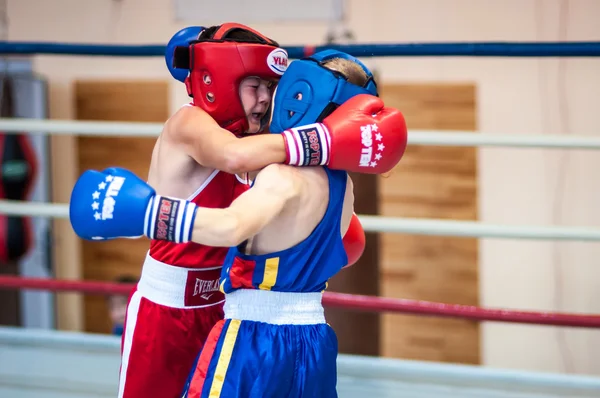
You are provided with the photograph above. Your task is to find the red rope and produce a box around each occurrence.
[0,275,133,295]
[1,275,599,328]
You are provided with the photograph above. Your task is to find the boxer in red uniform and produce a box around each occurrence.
[90,23,406,398]
[115,24,281,398]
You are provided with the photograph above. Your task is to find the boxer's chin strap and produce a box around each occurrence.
[145,195,198,243]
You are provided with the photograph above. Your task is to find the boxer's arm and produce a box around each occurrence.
[340,176,365,267]
[190,164,299,247]
[340,175,355,236]
[165,105,286,174]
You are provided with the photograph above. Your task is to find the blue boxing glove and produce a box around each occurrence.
[166,26,205,83]
[69,167,198,243]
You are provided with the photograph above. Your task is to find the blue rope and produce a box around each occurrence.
[0,42,165,57]
[0,41,599,58]
[299,42,600,58]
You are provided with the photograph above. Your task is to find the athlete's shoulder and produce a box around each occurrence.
[254,163,298,183]
[253,164,304,198]
[163,104,211,141]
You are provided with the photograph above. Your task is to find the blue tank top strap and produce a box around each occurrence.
[313,167,347,236]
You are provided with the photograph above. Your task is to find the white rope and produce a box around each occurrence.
[408,131,600,149]
[0,118,160,137]
[358,215,600,241]
[1,118,600,149]
[2,200,600,241]
[0,200,69,218]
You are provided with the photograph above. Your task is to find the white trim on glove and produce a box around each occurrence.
[144,195,197,243]
[283,123,331,166]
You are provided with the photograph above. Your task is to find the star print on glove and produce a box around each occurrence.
[359,123,385,168]
[91,174,125,221]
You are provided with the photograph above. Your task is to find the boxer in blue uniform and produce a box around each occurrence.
[182,52,382,398]
[69,50,407,397]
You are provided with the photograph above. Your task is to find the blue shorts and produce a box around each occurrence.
[183,318,338,398]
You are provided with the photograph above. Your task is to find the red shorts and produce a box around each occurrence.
[118,252,225,398]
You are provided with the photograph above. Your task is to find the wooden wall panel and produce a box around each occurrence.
[75,80,169,334]
[379,84,479,364]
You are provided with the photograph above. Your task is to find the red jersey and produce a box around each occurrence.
[149,170,250,269]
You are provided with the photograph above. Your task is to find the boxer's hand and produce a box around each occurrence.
[342,213,366,267]
[69,167,197,243]
[281,94,408,174]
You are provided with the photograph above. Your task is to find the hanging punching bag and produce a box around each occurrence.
[0,76,38,264]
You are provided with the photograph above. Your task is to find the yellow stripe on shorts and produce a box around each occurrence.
[258,257,280,291]
[208,319,242,397]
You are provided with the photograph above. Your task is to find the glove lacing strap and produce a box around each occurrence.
[144,195,197,243]
[283,123,331,167]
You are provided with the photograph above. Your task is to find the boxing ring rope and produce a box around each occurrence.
[2,41,600,58]
[3,118,600,149]
[1,275,599,328]
[2,199,600,241]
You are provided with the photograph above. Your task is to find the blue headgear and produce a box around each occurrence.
[269,49,378,133]
[165,26,205,83]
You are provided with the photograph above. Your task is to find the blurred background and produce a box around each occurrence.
[1,0,600,396]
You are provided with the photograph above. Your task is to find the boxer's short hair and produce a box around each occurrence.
[322,58,370,87]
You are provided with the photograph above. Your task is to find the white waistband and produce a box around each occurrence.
[223,290,325,325]
[137,252,224,309]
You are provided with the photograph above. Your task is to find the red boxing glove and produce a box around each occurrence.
[342,213,366,268]
[281,94,407,174]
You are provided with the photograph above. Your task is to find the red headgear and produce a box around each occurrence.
[173,23,288,135]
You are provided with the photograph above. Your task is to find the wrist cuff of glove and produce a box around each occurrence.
[144,195,197,244]
[283,123,330,167]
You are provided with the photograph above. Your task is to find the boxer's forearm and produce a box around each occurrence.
[220,134,287,174]
[190,204,280,248]
[166,106,287,174]
[191,169,296,247]
[189,208,247,247]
